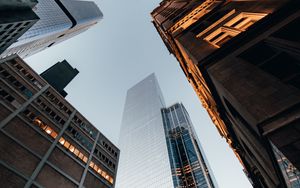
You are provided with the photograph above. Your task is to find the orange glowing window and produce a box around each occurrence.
[64,141,70,149]
[50,131,57,138]
[59,137,65,145]
[89,161,94,168]
[101,171,106,177]
[74,148,80,156]
[34,118,42,125]
[45,127,52,134]
[97,168,102,174]
[40,123,47,130]
[69,145,75,153]
[83,156,88,163]
[78,152,84,160]
[93,164,98,171]
[204,12,267,48]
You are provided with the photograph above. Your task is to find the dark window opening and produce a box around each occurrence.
[47,42,55,47]
[4,24,13,30]
[272,18,300,42]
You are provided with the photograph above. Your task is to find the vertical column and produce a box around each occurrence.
[24,110,77,188]
[78,131,100,188]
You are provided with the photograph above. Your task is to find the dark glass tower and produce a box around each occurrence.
[40,60,78,97]
[162,103,217,188]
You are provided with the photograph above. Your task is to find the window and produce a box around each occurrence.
[4,24,13,30]
[47,42,55,47]
[239,42,300,90]
[204,12,267,48]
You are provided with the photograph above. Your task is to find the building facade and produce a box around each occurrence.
[151,0,300,187]
[0,0,39,54]
[40,60,79,97]
[0,0,103,59]
[162,103,217,188]
[0,55,119,188]
[117,73,216,188]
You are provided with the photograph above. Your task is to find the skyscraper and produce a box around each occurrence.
[151,0,300,187]
[162,103,217,188]
[0,0,39,54]
[0,0,103,59]
[117,73,216,188]
[40,60,79,97]
[0,54,119,187]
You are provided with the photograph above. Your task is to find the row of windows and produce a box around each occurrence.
[35,98,66,127]
[21,109,114,185]
[0,22,31,48]
[0,86,14,102]
[66,125,93,151]
[101,140,118,158]
[0,22,31,31]
[11,60,43,89]
[0,67,33,98]
[94,147,116,170]
[44,90,73,116]
[73,115,97,139]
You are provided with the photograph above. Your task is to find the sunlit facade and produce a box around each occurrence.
[117,74,216,188]
[0,0,103,59]
[0,55,119,187]
[162,103,217,188]
[151,0,300,187]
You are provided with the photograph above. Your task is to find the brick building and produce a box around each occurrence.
[0,55,119,188]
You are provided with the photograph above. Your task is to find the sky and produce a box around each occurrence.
[26,0,252,187]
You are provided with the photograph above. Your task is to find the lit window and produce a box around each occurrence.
[89,161,94,168]
[59,138,65,145]
[34,118,42,125]
[204,12,267,48]
[93,164,98,172]
[45,127,52,134]
[50,131,57,139]
[83,156,88,163]
[64,141,70,149]
[78,152,84,160]
[69,145,75,152]
[97,168,102,174]
[74,148,80,156]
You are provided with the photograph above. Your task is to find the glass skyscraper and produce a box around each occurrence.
[117,73,217,188]
[162,103,217,188]
[0,0,102,58]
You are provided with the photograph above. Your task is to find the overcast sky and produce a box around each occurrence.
[26,0,252,187]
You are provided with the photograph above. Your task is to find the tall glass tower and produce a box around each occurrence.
[162,103,217,188]
[117,73,217,188]
[0,0,102,58]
